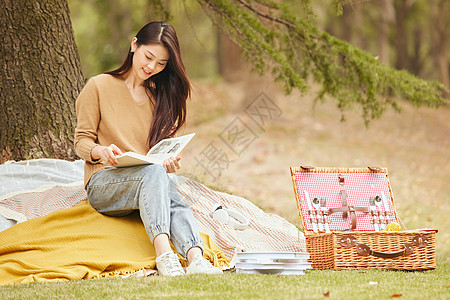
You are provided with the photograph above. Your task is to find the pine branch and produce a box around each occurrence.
[196,0,448,124]
[235,0,296,30]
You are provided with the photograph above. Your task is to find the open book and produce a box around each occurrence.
[113,133,195,167]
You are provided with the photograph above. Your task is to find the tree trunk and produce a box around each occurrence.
[377,0,392,65]
[0,0,84,163]
[217,31,246,82]
[342,3,364,48]
[410,26,424,76]
[393,0,409,71]
[433,0,449,97]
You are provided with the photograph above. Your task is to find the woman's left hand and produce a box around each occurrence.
[163,156,182,173]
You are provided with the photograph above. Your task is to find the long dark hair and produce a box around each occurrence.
[105,22,190,148]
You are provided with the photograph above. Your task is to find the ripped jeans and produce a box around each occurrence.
[86,164,204,258]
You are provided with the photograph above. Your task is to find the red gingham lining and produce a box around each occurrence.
[293,172,397,232]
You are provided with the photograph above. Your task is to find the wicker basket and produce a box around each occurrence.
[291,166,436,270]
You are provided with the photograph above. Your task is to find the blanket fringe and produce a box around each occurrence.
[95,266,157,279]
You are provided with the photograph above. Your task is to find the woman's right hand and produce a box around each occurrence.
[91,144,123,166]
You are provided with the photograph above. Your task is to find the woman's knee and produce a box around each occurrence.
[141,164,169,182]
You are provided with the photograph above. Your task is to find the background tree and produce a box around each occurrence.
[430,0,449,97]
[1,0,448,163]
[323,0,449,98]
[196,0,447,123]
[0,0,84,163]
[376,0,392,65]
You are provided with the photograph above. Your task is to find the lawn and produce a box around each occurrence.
[1,259,448,299]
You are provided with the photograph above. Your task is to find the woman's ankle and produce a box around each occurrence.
[153,233,172,257]
[186,246,203,264]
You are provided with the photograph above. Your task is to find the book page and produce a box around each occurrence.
[146,133,195,162]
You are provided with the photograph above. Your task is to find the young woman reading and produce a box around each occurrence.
[74,22,222,276]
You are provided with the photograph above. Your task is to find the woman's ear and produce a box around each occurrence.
[130,37,138,53]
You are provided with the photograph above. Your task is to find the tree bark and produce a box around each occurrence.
[0,0,84,163]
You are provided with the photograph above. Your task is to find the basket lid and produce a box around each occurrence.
[290,166,399,233]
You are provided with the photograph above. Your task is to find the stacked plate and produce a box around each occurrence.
[235,252,312,275]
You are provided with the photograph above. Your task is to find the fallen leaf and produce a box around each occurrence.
[323,291,330,297]
[391,294,402,298]
[446,285,450,289]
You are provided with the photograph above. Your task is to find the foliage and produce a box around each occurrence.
[334,0,352,16]
[196,0,448,124]
[68,0,448,123]
[321,0,447,84]
[68,0,219,80]
[68,0,150,77]
[1,259,448,299]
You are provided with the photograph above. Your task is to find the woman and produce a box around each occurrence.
[74,22,222,276]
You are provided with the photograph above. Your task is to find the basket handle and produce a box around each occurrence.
[356,243,414,258]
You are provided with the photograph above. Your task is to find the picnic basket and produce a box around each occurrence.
[290,166,436,270]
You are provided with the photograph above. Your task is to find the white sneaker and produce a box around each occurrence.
[156,252,185,276]
[186,254,223,275]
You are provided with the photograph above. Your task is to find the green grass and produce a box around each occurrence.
[2,79,449,299]
[1,259,448,299]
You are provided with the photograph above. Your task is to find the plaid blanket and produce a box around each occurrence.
[0,159,306,259]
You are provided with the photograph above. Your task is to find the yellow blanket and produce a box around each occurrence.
[0,201,229,285]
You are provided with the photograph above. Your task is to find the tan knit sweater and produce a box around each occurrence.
[74,74,153,188]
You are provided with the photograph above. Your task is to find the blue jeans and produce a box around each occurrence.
[86,164,204,258]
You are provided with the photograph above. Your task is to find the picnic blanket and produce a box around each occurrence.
[0,200,227,285]
[0,159,306,284]
[0,159,85,224]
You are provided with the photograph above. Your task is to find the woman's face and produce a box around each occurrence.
[131,38,169,80]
